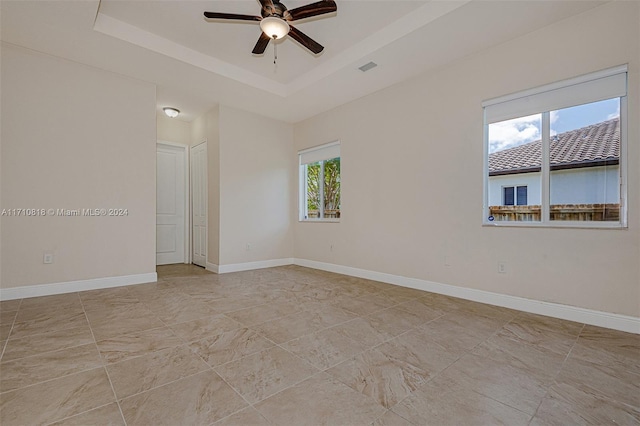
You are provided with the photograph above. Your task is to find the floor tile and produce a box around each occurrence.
[169,314,243,343]
[142,292,218,324]
[331,293,395,317]
[364,308,427,338]
[0,310,17,326]
[254,373,386,425]
[395,298,447,322]
[189,328,274,367]
[1,325,94,362]
[214,407,270,426]
[49,403,125,426]
[436,353,550,415]
[511,312,584,337]
[471,331,567,382]
[107,345,209,399]
[0,266,634,425]
[0,343,103,393]
[496,320,578,356]
[372,410,415,426]
[392,375,531,425]
[416,316,492,356]
[570,325,640,374]
[0,300,21,312]
[0,324,13,341]
[8,311,89,340]
[331,318,395,348]
[226,301,303,326]
[19,293,81,311]
[0,367,115,425]
[253,309,352,344]
[215,346,319,403]
[282,327,369,370]
[326,345,435,409]
[531,381,640,425]
[119,370,247,425]
[96,327,183,364]
[555,357,640,409]
[89,312,165,341]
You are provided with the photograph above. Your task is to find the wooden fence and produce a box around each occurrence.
[489,204,620,222]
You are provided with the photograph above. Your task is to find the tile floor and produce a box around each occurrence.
[1,264,638,425]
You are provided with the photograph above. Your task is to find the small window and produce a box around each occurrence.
[502,186,527,206]
[299,142,341,221]
[483,65,627,227]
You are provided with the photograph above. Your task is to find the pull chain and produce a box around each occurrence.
[273,36,278,65]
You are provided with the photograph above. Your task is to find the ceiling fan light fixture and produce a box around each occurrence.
[259,16,290,39]
[163,107,180,118]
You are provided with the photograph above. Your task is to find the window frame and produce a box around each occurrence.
[502,185,528,206]
[298,141,341,223]
[482,66,628,229]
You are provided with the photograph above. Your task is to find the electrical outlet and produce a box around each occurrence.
[330,244,334,252]
[498,261,507,274]
[444,255,451,267]
[246,243,251,251]
[43,252,54,264]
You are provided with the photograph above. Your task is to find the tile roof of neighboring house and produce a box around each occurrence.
[489,118,619,175]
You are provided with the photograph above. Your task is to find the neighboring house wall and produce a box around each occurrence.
[1,43,157,289]
[293,1,639,317]
[550,166,619,204]
[488,172,542,206]
[488,166,619,206]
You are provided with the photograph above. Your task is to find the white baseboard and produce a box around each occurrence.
[0,272,158,301]
[293,258,640,334]
[218,258,295,274]
[205,262,219,274]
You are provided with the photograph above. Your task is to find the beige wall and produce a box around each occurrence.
[219,106,294,265]
[293,2,640,317]
[157,113,191,146]
[191,106,220,266]
[1,43,157,288]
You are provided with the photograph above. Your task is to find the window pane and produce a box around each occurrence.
[488,114,542,222]
[323,157,340,218]
[503,187,514,206]
[549,98,620,222]
[516,186,527,206]
[306,162,321,219]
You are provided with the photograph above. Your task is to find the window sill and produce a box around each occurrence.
[482,221,627,230]
[299,219,340,223]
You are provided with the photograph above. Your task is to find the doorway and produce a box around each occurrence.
[156,141,189,265]
[191,141,207,268]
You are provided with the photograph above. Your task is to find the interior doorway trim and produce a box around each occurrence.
[157,140,190,264]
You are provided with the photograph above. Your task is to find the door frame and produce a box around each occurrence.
[191,140,208,268]
[157,140,190,264]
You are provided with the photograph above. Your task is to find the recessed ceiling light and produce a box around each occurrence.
[163,107,180,118]
[358,62,378,72]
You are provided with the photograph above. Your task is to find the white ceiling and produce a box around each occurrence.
[1,0,607,123]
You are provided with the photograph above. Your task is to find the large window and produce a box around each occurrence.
[483,66,627,227]
[299,142,341,221]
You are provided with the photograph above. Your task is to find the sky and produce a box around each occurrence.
[488,98,620,153]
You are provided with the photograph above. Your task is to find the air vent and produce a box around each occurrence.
[358,61,377,72]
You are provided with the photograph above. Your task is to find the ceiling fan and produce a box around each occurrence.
[204,0,337,55]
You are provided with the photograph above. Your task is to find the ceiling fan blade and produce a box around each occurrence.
[288,25,324,54]
[252,32,272,54]
[285,0,337,21]
[258,0,276,15]
[204,12,261,21]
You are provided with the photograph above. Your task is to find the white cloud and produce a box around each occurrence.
[489,114,540,153]
[607,104,620,120]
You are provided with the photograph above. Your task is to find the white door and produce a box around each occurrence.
[156,143,187,265]
[191,142,207,267]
